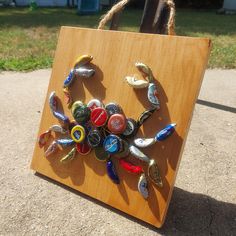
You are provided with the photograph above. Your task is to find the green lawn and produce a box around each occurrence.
[0,7,236,71]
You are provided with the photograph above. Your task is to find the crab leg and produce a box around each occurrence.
[74,67,95,78]
[38,130,51,148]
[135,62,154,83]
[137,108,156,127]
[63,87,73,108]
[73,55,93,68]
[60,147,77,163]
[49,91,58,113]
[106,159,120,184]
[148,159,163,188]
[129,145,163,187]
[56,138,75,147]
[138,173,149,199]
[119,158,143,174]
[134,123,176,148]
[49,124,68,134]
[44,141,59,157]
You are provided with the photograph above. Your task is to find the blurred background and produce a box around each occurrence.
[0,0,235,71]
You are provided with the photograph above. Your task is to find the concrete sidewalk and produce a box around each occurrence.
[0,69,235,235]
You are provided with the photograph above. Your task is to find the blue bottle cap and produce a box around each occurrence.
[64,69,75,88]
[155,123,176,141]
[103,135,121,154]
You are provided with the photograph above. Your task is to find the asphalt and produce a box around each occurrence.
[0,69,235,235]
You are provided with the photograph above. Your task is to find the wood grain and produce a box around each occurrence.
[31,27,211,228]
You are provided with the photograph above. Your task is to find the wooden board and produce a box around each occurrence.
[31,27,211,228]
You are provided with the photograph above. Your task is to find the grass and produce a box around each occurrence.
[0,7,236,71]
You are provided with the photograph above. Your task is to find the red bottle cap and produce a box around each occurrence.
[90,107,108,127]
[76,142,91,155]
[107,114,127,134]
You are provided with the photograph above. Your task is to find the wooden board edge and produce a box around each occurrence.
[30,27,65,171]
[160,39,212,226]
[60,26,212,42]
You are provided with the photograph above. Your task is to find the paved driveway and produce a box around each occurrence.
[0,69,235,235]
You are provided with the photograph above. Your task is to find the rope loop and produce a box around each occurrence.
[98,0,175,35]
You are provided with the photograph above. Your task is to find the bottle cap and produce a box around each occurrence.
[90,107,108,127]
[72,102,91,124]
[87,129,103,148]
[76,142,91,155]
[122,118,138,137]
[137,108,156,127]
[94,146,110,162]
[103,135,121,154]
[63,69,75,88]
[87,99,104,110]
[107,114,127,134]
[105,103,122,116]
[71,101,83,115]
[71,125,86,143]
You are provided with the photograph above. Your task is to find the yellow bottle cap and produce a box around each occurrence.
[71,125,85,143]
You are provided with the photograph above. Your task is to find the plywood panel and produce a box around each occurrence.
[31,27,211,228]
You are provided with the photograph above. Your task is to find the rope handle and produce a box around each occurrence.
[98,0,175,35]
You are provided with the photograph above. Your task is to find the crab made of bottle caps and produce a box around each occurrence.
[38,55,176,199]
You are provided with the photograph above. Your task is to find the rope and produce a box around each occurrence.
[98,0,130,30]
[98,0,175,35]
[166,0,175,35]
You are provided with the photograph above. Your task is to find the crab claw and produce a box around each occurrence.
[148,159,163,188]
[135,62,154,82]
[38,130,51,148]
[124,75,149,89]
[74,55,93,68]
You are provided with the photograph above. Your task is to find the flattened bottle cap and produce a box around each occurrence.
[122,118,138,137]
[137,108,156,127]
[76,142,91,155]
[71,125,86,143]
[64,69,75,88]
[107,114,127,134]
[49,91,58,112]
[103,135,121,154]
[87,99,104,110]
[87,129,103,148]
[105,103,122,116]
[72,102,91,124]
[91,107,108,127]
